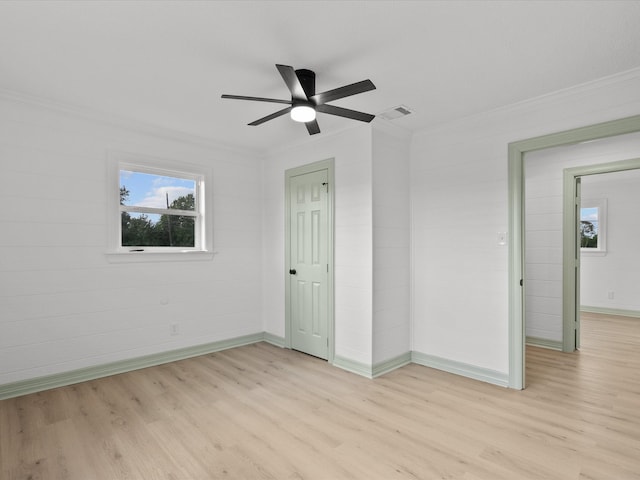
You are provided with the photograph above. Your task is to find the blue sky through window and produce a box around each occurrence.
[120,170,195,209]
[581,207,598,222]
[581,206,599,237]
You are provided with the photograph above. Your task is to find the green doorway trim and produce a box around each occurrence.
[508,115,640,389]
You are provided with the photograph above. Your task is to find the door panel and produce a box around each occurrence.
[289,169,328,359]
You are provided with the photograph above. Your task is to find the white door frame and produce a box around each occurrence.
[508,115,640,390]
[284,158,335,363]
[562,158,640,352]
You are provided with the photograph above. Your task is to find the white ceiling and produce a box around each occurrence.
[1,1,640,154]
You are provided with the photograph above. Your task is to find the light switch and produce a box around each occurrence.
[497,232,507,246]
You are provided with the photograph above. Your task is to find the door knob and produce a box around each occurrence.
[289,269,297,275]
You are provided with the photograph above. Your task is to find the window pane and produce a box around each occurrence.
[121,212,195,247]
[580,207,599,248]
[120,170,196,210]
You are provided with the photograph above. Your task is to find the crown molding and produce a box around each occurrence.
[0,87,260,158]
[413,66,640,138]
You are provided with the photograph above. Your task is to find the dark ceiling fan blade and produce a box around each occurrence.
[305,120,321,135]
[310,79,376,105]
[221,94,292,105]
[276,64,307,100]
[248,106,292,126]
[316,104,375,123]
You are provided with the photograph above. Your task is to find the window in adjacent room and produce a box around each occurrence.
[580,198,607,254]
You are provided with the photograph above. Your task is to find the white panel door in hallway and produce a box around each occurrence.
[288,168,329,359]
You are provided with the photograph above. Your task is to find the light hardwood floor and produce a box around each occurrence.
[1,313,639,479]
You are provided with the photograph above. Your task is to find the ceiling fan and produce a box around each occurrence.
[221,64,376,135]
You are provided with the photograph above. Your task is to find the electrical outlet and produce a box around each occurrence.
[608,291,615,300]
[170,322,179,336]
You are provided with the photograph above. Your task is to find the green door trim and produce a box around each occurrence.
[563,157,640,352]
[284,158,335,363]
[508,114,640,389]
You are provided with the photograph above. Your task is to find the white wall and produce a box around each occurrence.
[410,69,640,375]
[262,122,411,369]
[580,169,640,312]
[262,125,374,365]
[372,124,411,364]
[0,95,263,385]
[4,68,640,389]
[524,132,640,341]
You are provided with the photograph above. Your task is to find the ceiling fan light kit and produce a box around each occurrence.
[290,103,316,123]
[222,64,376,135]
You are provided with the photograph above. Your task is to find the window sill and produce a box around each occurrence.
[106,250,215,264]
[580,250,607,257]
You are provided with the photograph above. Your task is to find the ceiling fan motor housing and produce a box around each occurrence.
[295,69,316,99]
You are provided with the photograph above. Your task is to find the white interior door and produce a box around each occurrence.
[288,169,329,359]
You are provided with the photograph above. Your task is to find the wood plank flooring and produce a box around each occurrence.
[1,313,639,479]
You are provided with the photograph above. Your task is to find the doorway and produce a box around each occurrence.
[284,159,334,361]
[563,160,640,352]
[508,114,640,389]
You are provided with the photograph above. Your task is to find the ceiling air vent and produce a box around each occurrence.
[380,105,413,121]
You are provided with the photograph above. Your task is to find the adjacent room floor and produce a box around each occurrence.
[1,313,639,479]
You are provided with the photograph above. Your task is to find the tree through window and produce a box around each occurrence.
[580,207,598,248]
[580,199,607,253]
[119,170,198,248]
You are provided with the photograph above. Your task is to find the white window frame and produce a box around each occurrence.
[580,198,607,256]
[107,151,213,263]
